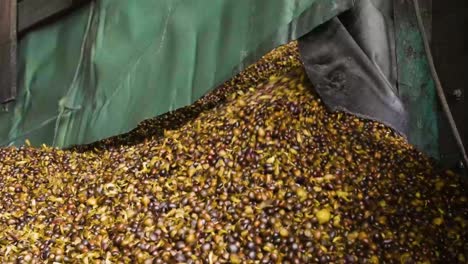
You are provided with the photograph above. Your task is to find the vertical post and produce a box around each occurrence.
[0,0,17,104]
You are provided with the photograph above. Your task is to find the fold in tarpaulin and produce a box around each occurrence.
[0,0,354,148]
[299,0,409,139]
[299,0,441,159]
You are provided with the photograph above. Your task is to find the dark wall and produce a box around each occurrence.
[432,0,468,164]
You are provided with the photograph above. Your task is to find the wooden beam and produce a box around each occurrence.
[0,0,92,104]
[18,0,91,34]
[0,0,17,104]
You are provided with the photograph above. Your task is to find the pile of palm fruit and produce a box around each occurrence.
[0,42,466,263]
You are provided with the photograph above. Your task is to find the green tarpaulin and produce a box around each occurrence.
[0,0,353,148]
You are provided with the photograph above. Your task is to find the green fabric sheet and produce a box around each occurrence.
[0,0,353,148]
